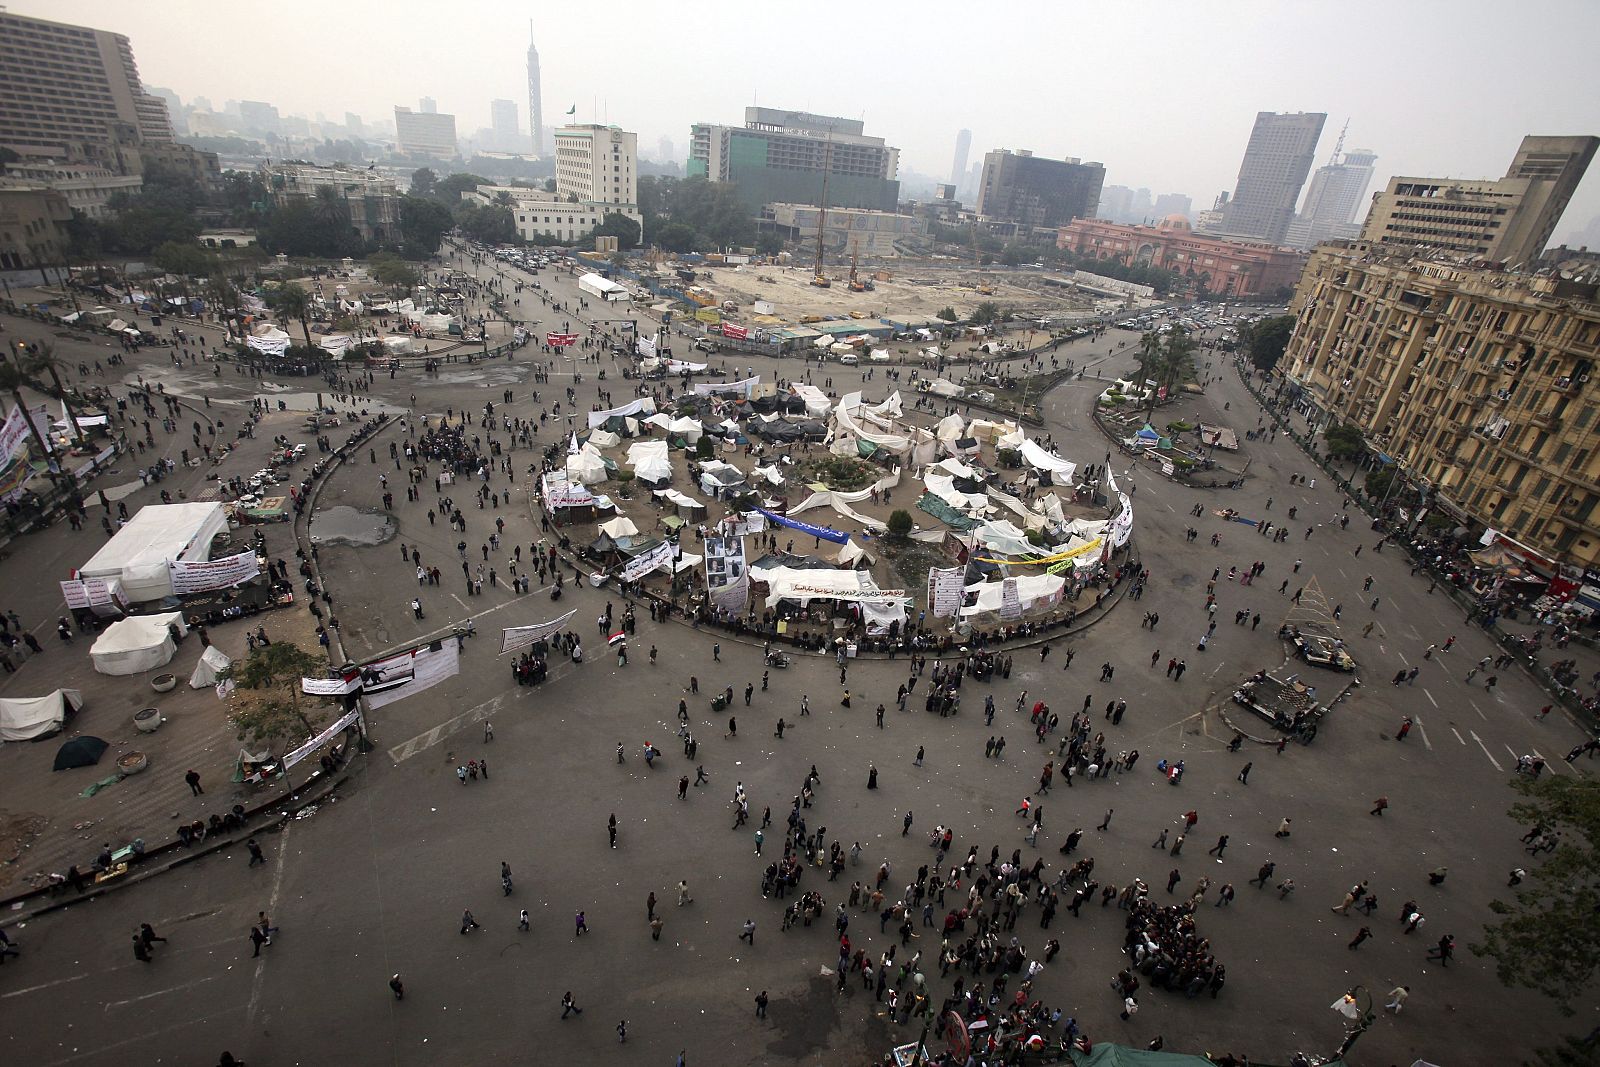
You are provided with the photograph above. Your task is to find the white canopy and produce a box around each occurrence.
[668,416,704,443]
[0,689,82,741]
[318,334,353,358]
[79,502,227,602]
[791,384,831,417]
[653,488,704,510]
[90,612,187,676]
[960,574,1065,617]
[935,413,966,442]
[599,516,639,539]
[189,645,232,689]
[934,457,985,481]
[628,440,673,483]
[925,474,991,513]
[1018,438,1077,480]
[869,349,892,362]
[382,335,414,353]
[587,428,622,449]
[246,324,291,356]
[566,446,608,485]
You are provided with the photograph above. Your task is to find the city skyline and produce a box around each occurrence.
[14,0,1600,240]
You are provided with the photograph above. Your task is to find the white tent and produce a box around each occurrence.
[246,324,291,356]
[420,312,455,333]
[667,416,704,443]
[318,334,353,358]
[628,440,673,484]
[382,335,414,353]
[566,446,608,485]
[587,428,622,449]
[599,516,639,539]
[791,384,832,417]
[78,502,228,602]
[0,689,82,741]
[90,612,188,676]
[188,645,232,689]
[1018,438,1077,481]
[960,574,1065,617]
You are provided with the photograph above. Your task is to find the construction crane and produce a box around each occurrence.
[848,240,866,292]
[811,134,833,288]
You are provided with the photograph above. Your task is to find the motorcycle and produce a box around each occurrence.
[764,651,790,669]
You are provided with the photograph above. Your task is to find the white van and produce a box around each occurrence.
[839,352,860,365]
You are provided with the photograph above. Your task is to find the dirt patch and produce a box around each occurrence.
[0,810,49,889]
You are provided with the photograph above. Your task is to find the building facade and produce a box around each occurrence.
[976,149,1104,230]
[1207,111,1326,245]
[688,108,900,213]
[262,163,400,244]
[1283,241,1600,567]
[555,124,639,217]
[1057,215,1305,298]
[0,186,74,271]
[0,161,141,219]
[1360,135,1598,266]
[489,99,519,152]
[465,185,616,244]
[394,107,458,158]
[764,203,928,257]
[0,11,175,171]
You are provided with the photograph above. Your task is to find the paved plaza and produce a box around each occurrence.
[0,249,1591,1067]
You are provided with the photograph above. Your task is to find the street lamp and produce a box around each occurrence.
[1330,985,1375,1059]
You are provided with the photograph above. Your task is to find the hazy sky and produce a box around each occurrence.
[26,0,1600,239]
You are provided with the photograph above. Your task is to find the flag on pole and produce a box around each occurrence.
[568,432,579,455]
[608,630,627,646]
[566,105,576,115]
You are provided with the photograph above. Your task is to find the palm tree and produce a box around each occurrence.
[270,283,314,350]
[1135,331,1164,419]
[0,362,54,468]
[26,343,85,445]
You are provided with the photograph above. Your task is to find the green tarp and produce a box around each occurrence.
[916,491,983,531]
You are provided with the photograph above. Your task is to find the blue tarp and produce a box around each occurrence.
[757,508,850,545]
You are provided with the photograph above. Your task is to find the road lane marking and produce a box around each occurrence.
[104,976,217,1012]
[0,973,87,999]
[1471,730,1504,771]
[246,823,293,1029]
[1451,727,1465,745]
[1423,688,1438,708]
[1412,715,1433,750]
[1469,699,1488,720]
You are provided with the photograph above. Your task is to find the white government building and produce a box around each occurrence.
[465,123,641,243]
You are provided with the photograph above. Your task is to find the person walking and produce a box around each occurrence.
[1384,985,1410,1013]
[755,990,769,1018]
[250,924,267,957]
[460,909,481,935]
[561,992,583,1018]
[1371,796,1389,816]
[390,974,405,1000]
[184,769,204,796]
[1349,926,1373,950]
[1237,762,1252,784]
[739,918,756,944]
[1207,834,1229,857]
[246,839,266,867]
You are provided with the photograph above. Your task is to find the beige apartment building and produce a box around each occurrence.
[1360,135,1598,267]
[1283,241,1600,568]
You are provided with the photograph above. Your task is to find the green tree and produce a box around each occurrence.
[396,196,454,258]
[409,167,438,199]
[432,172,491,206]
[755,232,784,256]
[593,212,641,249]
[152,240,212,283]
[970,301,1002,326]
[1325,422,1367,460]
[368,252,419,294]
[25,343,85,444]
[453,202,516,245]
[1245,314,1296,371]
[935,307,958,322]
[1473,775,1600,1016]
[269,282,315,349]
[653,222,698,253]
[886,509,914,539]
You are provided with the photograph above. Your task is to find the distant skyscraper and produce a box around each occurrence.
[420,97,437,115]
[1129,187,1153,224]
[950,129,972,186]
[977,149,1105,229]
[527,27,545,156]
[1285,140,1376,249]
[1153,192,1192,221]
[1098,185,1133,222]
[1210,111,1326,244]
[394,106,457,158]
[490,99,519,150]
[658,136,675,163]
[345,112,363,134]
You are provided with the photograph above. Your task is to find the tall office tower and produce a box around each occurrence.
[1129,187,1153,224]
[0,10,175,166]
[526,27,545,156]
[490,99,519,150]
[950,129,972,186]
[1153,192,1193,221]
[689,108,900,212]
[394,107,458,158]
[657,136,675,163]
[975,149,1105,229]
[554,123,638,213]
[1286,141,1376,248]
[1098,185,1133,222]
[1361,135,1599,265]
[420,97,437,115]
[1210,111,1326,244]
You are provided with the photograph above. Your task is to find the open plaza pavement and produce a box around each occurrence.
[0,245,1594,1067]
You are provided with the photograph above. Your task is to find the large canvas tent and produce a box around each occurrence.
[189,645,232,689]
[0,688,82,741]
[78,502,228,602]
[89,612,187,675]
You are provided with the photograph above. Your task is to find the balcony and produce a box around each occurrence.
[1531,411,1563,432]
[1494,481,1519,499]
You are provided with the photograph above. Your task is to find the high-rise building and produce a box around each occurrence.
[950,129,972,187]
[394,107,458,158]
[1361,135,1599,266]
[657,137,675,164]
[1284,241,1600,567]
[1285,145,1376,249]
[1153,193,1193,222]
[238,101,281,137]
[555,124,639,216]
[345,113,363,135]
[526,28,545,156]
[420,97,437,115]
[1208,111,1326,244]
[0,11,175,169]
[490,99,519,150]
[976,149,1105,230]
[689,107,900,213]
[1129,188,1153,225]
